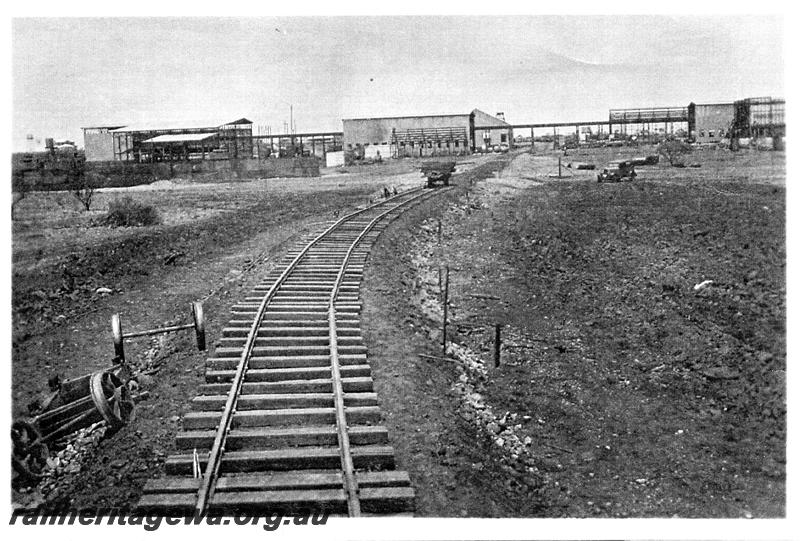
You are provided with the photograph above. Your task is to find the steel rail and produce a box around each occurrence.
[193,187,426,515]
[327,188,441,516]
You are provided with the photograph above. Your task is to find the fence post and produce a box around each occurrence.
[442,265,449,356]
[494,324,501,367]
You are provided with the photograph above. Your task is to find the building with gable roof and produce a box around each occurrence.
[342,108,511,159]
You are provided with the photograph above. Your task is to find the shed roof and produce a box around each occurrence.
[112,118,252,133]
[471,109,510,127]
[343,113,471,122]
[82,125,127,130]
[142,133,217,144]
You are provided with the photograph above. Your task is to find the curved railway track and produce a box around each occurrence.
[138,186,447,516]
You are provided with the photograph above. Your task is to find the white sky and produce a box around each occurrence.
[10,15,783,151]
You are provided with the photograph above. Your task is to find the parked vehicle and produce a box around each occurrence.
[597,160,637,182]
[421,160,456,187]
[629,155,660,166]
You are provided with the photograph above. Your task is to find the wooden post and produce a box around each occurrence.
[494,324,501,367]
[442,265,449,356]
[558,156,562,178]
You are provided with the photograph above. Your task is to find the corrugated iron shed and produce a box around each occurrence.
[141,133,217,143]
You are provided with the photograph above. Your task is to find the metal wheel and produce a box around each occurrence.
[111,313,124,362]
[12,420,48,482]
[90,372,134,430]
[192,301,206,351]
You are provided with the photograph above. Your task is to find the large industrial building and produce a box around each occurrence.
[83,118,253,162]
[731,97,785,139]
[342,109,511,159]
[688,97,784,144]
[688,103,735,143]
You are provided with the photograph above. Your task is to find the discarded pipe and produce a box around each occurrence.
[36,395,94,429]
[42,408,100,444]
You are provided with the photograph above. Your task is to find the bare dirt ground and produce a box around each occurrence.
[9,156,489,510]
[11,147,784,518]
[362,156,539,517]
[362,146,785,517]
[9,160,428,506]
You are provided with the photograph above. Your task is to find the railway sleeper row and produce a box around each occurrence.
[140,196,424,515]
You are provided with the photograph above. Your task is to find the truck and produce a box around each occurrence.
[420,160,456,188]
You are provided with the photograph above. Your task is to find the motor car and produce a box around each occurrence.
[597,160,637,182]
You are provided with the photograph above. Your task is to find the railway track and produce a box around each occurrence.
[138,186,446,516]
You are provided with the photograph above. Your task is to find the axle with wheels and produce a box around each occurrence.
[111,302,206,362]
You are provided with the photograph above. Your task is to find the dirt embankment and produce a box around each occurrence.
[361,155,548,517]
[362,149,785,517]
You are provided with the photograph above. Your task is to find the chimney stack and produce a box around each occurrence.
[496,112,505,121]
